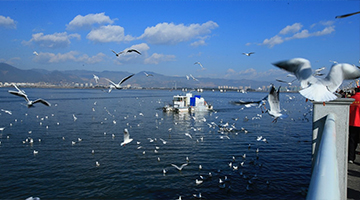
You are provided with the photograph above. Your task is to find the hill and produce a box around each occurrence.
[0,63,271,89]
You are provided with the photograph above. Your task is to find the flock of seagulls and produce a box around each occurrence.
[0,80,315,199]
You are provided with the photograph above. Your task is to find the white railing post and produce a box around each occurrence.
[311,98,354,200]
[307,113,340,200]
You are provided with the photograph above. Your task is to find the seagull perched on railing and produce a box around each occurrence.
[105,74,135,93]
[8,84,51,107]
[111,49,141,57]
[273,58,360,102]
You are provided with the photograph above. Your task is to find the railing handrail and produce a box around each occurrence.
[307,113,340,200]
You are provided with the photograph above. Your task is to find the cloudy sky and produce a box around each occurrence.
[0,1,359,81]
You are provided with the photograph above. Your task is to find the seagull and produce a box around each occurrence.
[189,74,199,81]
[266,85,287,122]
[1,109,12,115]
[171,163,188,171]
[93,74,99,83]
[273,58,360,102]
[185,133,193,139]
[335,11,360,19]
[8,84,51,107]
[196,179,203,185]
[105,74,135,93]
[159,138,167,144]
[73,114,77,121]
[242,52,255,56]
[144,72,153,77]
[194,62,205,70]
[120,128,133,146]
[111,49,141,56]
[33,51,39,56]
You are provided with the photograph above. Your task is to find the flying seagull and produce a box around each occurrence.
[335,11,360,19]
[242,52,255,56]
[111,49,141,57]
[266,85,287,122]
[273,58,360,102]
[93,74,99,83]
[171,163,188,171]
[105,74,135,93]
[8,84,51,107]
[144,72,153,77]
[194,62,205,70]
[189,74,199,81]
[121,128,133,146]
[33,51,39,56]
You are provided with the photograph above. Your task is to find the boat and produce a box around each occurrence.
[163,93,213,113]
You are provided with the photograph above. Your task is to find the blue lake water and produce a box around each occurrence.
[0,88,312,199]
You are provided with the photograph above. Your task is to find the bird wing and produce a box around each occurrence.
[123,129,130,141]
[105,78,117,86]
[127,49,141,55]
[272,58,316,89]
[179,163,188,170]
[336,11,360,19]
[8,90,29,102]
[321,63,360,93]
[118,74,135,85]
[33,99,51,106]
[171,164,181,170]
[111,50,118,55]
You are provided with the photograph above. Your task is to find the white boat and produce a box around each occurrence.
[163,93,213,113]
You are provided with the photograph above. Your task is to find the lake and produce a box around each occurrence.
[0,88,312,199]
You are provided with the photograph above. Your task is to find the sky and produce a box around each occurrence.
[0,0,359,81]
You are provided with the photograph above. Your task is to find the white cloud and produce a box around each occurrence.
[144,53,176,64]
[262,35,284,48]
[86,25,135,43]
[66,12,114,30]
[279,23,302,35]
[139,21,218,45]
[33,51,105,64]
[260,21,335,48]
[23,32,81,48]
[0,15,16,29]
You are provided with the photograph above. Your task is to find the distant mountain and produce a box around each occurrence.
[0,63,271,89]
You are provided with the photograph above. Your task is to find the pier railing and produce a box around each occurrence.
[307,98,354,200]
[307,113,339,199]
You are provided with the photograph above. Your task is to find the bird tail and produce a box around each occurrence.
[299,84,337,102]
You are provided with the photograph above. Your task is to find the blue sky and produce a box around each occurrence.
[0,1,359,81]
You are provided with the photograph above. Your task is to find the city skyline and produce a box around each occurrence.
[0,1,359,82]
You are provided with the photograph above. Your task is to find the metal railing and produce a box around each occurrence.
[307,113,340,200]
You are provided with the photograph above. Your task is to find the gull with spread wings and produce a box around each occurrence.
[105,74,135,93]
[8,84,51,107]
[111,49,141,57]
[273,58,360,102]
